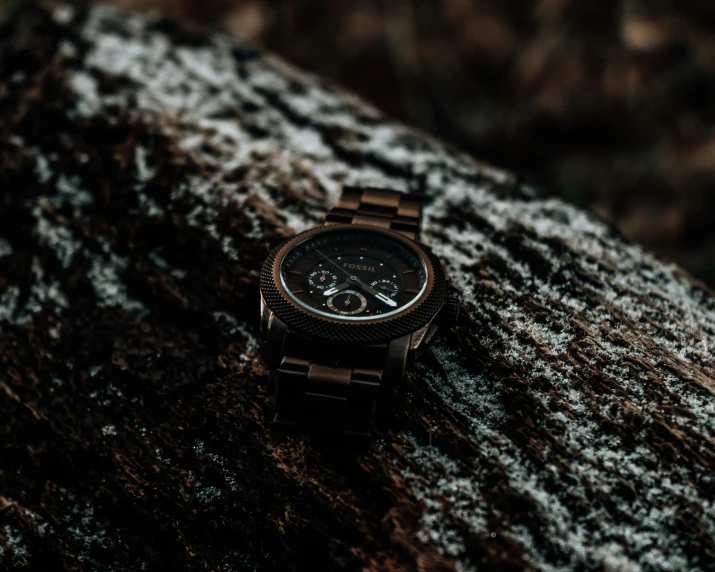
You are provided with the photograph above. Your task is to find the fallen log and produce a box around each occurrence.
[0,3,714,570]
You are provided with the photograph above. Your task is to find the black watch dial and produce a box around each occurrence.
[280,227,428,321]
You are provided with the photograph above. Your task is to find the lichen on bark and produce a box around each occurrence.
[0,4,714,571]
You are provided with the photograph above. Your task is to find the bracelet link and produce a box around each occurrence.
[325,186,424,241]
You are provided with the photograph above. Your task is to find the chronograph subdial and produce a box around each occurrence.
[307,269,338,291]
[326,290,367,316]
[279,227,428,321]
[370,278,399,298]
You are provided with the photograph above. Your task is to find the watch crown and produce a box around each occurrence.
[439,294,461,326]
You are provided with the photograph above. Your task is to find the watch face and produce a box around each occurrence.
[279,227,428,321]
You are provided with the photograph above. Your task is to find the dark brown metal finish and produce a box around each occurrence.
[263,311,289,368]
[439,293,462,326]
[273,347,382,436]
[268,328,412,435]
[325,186,424,240]
[385,334,411,382]
[260,224,447,344]
[262,187,439,435]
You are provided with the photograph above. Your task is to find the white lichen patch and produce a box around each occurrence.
[57,487,115,567]
[417,342,505,428]
[69,71,101,117]
[401,439,489,562]
[1,524,30,562]
[2,257,69,325]
[1,150,156,323]
[53,5,75,25]
[88,239,148,316]
[212,310,260,361]
[101,424,117,436]
[0,238,12,259]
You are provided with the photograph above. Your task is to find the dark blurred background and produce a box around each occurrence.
[4,0,715,286]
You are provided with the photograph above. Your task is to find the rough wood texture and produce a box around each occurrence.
[1,4,714,571]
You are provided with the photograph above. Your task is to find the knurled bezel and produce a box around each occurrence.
[260,224,447,344]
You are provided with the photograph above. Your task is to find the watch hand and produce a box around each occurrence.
[315,250,352,278]
[324,282,350,296]
[314,250,397,308]
[375,293,397,307]
[351,277,397,307]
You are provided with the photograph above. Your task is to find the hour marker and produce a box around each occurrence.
[287,270,301,276]
[403,269,417,275]
[293,289,304,294]
[404,288,419,294]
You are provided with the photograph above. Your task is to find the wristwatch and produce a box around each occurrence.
[259,186,459,436]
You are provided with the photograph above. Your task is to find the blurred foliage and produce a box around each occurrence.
[3,0,715,285]
[1,0,18,14]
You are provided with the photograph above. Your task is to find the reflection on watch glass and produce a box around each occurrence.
[280,228,428,321]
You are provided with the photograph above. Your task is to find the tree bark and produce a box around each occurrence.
[1,3,714,571]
